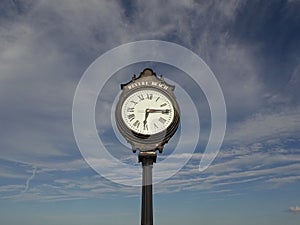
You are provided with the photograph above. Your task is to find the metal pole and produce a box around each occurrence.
[139,152,156,225]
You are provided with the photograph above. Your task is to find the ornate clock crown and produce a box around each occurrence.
[140,68,156,77]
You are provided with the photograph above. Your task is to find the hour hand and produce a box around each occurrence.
[143,109,149,129]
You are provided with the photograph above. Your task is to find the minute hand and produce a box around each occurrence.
[147,109,170,114]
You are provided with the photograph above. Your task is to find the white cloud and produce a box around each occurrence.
[155,142,300,194]
[1,141,300,201]
[289,205,300,213]
[0,0,288,164]
[0,0,299,202]
[226,107,300,144]
[22,166,37,193]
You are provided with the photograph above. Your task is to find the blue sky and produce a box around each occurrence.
[0,0,300,225]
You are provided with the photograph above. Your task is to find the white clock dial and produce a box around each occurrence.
[121,89,174,135]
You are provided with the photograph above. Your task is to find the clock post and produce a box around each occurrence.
[115,68,180,225]
[139,151,156,225]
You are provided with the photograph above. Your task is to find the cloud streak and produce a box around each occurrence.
[0,0,299,203]
[226,106,300,145]
[22,166,37,193]
[289,206,300,213]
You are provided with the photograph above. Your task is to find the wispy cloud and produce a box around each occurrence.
[289,206,300,213]
[156,140,300,194]
[22,166,37,193]
[0,0,299,203]
[226,107,300,145]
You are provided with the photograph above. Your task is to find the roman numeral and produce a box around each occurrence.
[130,100,138,105]
[144,124,148,131]
[160,103,167,107]
[133,120,140,128]
[146,94,153,100]
[159,117,166,124]
[155,97,160,102]
[138,95,144,100]
[128,114,135,122]
[154,123,158,129]
[162,109,170,114]
[127,108,134,112]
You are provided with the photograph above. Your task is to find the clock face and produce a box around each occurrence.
[121,89,175,135]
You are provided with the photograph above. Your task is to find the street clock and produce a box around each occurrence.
[115,68,180,153]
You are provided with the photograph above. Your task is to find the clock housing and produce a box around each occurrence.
[115,68,180,152]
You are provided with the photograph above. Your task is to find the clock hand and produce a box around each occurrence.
[148,109,170,114]
[143,109,150,130]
